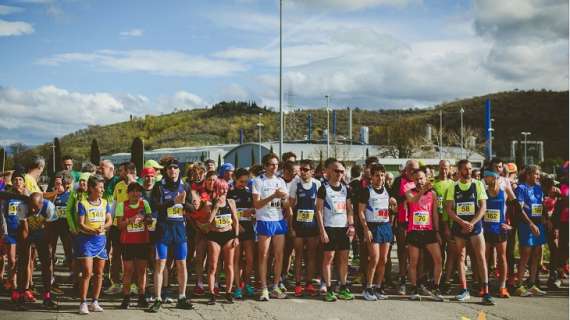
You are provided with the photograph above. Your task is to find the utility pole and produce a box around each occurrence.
[325,95,330,159]
[439,110,443,159]
[278,0,283,158]
[257,113,264,161]
[460,107,464,159]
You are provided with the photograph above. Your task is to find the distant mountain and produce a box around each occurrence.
[7,90,568,170]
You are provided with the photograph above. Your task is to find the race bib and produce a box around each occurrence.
[437,196,444,213]
[214,214,232,229]
[269,199,282,210]
[376,209,390,223]
[127,221,145,233]
[456,202,475,217]
[332,199,347,215]
[148,218,157,232]
[412,210,430,226]
[167,205,184,219]
[484,209,501,223]
[28,215,45,231]
[56,206,66,218]
[237,208,251,221]
[87,208,105,223]
[531,204,543,218]
[8,203,19,216]
[296,209,315,223]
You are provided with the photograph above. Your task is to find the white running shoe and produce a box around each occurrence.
[89,301,104,312]
[79,302,89,315]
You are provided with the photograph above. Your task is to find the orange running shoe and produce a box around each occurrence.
[294,285,304,297]
[499,288,510,298]
[24,290,36,303]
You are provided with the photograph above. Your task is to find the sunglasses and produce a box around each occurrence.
[334,169,345,174]
[167,165,179,170]
[300,167,311,172]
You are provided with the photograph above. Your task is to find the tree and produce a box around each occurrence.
[0,148,4,172]
[130,137,144,177]
[54,138,62,172]
[90,139,101,165]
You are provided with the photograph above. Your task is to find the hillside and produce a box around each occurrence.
[7,90,569,168]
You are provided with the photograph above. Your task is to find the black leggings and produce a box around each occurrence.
[17,234,53,295]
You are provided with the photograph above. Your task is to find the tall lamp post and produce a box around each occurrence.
[325,95,330,159]
[278,0,283,158]
[257,113,264,162]
[489,118,494,158]
[460,107,464,159]
[521,131,531,166]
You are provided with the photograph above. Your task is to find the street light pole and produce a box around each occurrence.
[521,131,531,166]
[439,110,443,159]
[257,113,264,163]
[489,118,495,158]
[460,107,464,159]
[278,0,283,158]
[325,95,330,159]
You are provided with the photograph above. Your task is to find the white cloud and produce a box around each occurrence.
[0,85,207,144]
[120,28,143,37]
[0,19,33,36]
[38,49,247,77]
[0,5,24,15]
[288,0,420,11]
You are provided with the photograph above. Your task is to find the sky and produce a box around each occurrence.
[0,0,568,145]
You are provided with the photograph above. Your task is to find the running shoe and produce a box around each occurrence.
[89,300,104,312]
[398,283,406,295]
[516,286,533,297]
[42,298,59,309]
[482,293,496,306]
[305,283,317,296]
[294,284,304,297]
[324,291,337,302]
[79,302,89,315]
[234,287,244,300]
[528,285,547,296]
[259,288,270,301]
[130,284,138,295]
[409,288,421,301]
[146,299,162,313]
[193,284,205,296]
[270,287,287,299]
[278,281,287,292]
[225,292,234,304]
[120,297,130,309]
[24,289,36,302]
[137,295,149,308]
[176,297,194,309]
[319,282,327,295]
[245,284,255,297]
[498,288,510,298]
[432,288,445,302]
[207,293,216,305]
[337,287,354,300]
[11,290,19,303]
[374,287,387,300]
[479,288,485,297]
[455,289,471,301]
[419,284,431,296]
[363,288,377,301]
[104,283,122,295]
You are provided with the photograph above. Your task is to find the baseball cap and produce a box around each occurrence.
[144,159,164,169]
[164,158,180,169]
[141,167,156,177]
[221,163,235,172]
[505,163,517,174]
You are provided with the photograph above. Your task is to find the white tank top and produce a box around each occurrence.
[323,183,348,228]
[364,186,390,223]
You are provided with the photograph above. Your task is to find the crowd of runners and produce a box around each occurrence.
[0,152,568,314]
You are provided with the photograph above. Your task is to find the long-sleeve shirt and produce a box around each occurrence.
[65,189,87,234]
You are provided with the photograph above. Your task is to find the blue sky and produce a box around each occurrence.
[0,0,568,145]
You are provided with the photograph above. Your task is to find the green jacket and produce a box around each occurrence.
[66,189,87,234]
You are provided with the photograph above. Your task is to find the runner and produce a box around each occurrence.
[288,159,321,297]
[434,160,455,294]
[206,181,239,305]
[76,175,112,315]
[405,168,444,301]
[391,160,418,295]
[49,171,73,294]
[205,159,217,173]
[358,163,393,301]
[317,159,355,302]
[514,165,548,297]
[0,171,29,303]
[144,160,163,182]
[18,193,58,309]
[445,159,494,305]
[24,157,44,193]
[147,158,194,312]
[281,160,299,292]
[62,155,81,183]
[229,168,256,299]
[482,170,512,298]
[117,182,152,309]
[252,153,289,301]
